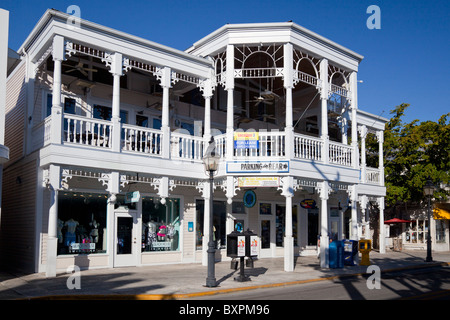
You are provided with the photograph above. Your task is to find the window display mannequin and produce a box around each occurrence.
[89,217,99,243]
[147,220,157,250]
[57,219,64,244]
[64,218,79,247]
[157,221,167,241]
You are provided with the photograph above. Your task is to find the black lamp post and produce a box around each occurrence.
[202,137,220,287]
[423,176,435,262]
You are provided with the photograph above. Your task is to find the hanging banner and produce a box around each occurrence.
[237,236,246,257]
[234,132,259,149]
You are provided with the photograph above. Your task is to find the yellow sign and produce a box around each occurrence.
[237,177,280,187]
[234,132,259,149]
[234,132,259,140]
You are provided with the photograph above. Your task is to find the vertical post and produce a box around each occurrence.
[359,125,367,183]
[206,172,217,287]
[350,72,359,169]
[50,35,65,145]
[111,53,123,152]
[202,182,210,267]
[349,185,358,241]
[284,43,294,159]
[282,176,294,271]
[319,181,329,268]
[377,130,385,186]
[378,197,386,254]
[203,78,213,142]
[426,195,433,262]
[46,164,61,278]
[319,59,329,164]
[161,67,172,159]
[226,45,234,161]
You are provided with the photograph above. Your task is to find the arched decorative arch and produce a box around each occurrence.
[292,48,321,88]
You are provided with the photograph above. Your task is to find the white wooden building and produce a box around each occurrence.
[1,9,388,276]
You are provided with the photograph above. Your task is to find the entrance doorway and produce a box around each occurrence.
[308,208,319,246]
[114,208,138,267]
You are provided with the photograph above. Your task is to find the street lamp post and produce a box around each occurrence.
[202,137,220,287]
[423,176,435,262]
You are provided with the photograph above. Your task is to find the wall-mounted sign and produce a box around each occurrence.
[243,190,256,208]
[227,161,289,173]
[125,191,140,203]
[300,199,316,209]
[237,177,280,188]
[234,132,259,149]
[188,222,194,232]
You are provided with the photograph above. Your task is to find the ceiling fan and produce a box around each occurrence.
[64,58,98,77]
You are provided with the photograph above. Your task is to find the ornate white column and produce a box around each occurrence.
[348,185,359,241]
[318,181,330,268]
[378,197,386,253]
[45,164,61,277]
[160,67,172,158]
[319,59,329,164]
[376,130,385,186]
[280,177,294,271]
[283,43,294,159]
[226,44,234,161]
[349,72,359,169]
[110,53,123,152]
[50,35,65,145]
[359,195,368,238]
[359,125,367,183]
[202,78,214,142]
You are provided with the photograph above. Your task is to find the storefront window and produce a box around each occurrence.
[436,220,446,243]
[141,197,180,252]
[57,192,108,255]
[195,199,226,250]
[405,219,428,244]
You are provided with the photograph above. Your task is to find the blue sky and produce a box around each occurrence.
[2,0,449,124]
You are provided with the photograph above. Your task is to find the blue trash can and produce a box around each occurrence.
[329,240,344,269]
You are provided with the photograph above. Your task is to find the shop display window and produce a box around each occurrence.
[436,220,446,243]
[404,219,428,244]
[57,192,107,255]
[141,197,180,252]
[195,199,227,250]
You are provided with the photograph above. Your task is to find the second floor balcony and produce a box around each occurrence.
[32,112,383,186]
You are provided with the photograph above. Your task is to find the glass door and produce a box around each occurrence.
[114,209,138,267]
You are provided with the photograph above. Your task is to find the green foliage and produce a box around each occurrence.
[372,104,450,207]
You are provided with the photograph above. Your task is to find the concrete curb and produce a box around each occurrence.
[25,261,449,300]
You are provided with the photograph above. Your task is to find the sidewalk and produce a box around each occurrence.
[1,250,449,300]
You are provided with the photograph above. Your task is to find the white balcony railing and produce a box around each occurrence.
[171,132,205,161]
[366,167,381,185]
[293,133,323,162]
[45,116,360,171]
[122,124,162,156]
[329,141,353,167]
[64,114,112,148]
[234,131,285,158]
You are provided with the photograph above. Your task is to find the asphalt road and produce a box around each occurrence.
[190,266,450,300]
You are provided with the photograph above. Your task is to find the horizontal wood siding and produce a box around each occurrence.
[5,62,26,163]
[0,160,37,272]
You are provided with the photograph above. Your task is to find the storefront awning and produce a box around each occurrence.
[433,203,450,220]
